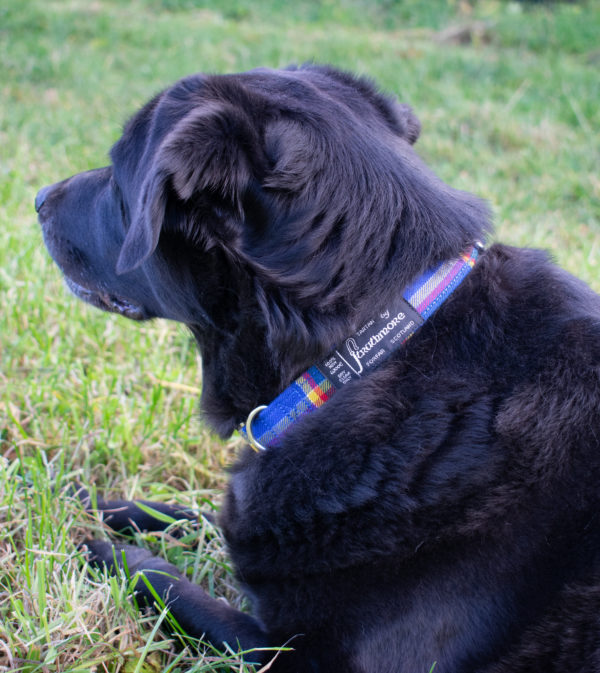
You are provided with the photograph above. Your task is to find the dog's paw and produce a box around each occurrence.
[83,539,163,575]
[64,482,92,508]
[81,540,269,651]
[68,484,201,536]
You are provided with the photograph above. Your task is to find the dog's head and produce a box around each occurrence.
[36,65,489,436]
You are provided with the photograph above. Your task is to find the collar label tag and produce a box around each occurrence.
[316,297,424,389]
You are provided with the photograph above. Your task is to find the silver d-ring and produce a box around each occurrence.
[245,405,268,452]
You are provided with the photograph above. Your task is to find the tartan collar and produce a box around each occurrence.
[239,243,482,451]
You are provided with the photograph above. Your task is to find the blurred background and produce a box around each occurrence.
[1,0,599,670]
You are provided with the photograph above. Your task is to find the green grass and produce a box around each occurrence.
[1,0,599,670]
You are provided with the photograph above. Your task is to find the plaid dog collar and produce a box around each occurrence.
[239,243,482,451]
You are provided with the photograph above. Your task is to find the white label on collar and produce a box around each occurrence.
[315,297,424,389]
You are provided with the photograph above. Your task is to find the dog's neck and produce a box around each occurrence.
[240,243,483,451]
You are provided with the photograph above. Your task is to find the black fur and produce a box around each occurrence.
[36,65,600,672]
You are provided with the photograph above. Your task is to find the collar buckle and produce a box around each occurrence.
[241,405,268,452]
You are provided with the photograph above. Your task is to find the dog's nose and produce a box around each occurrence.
[35,185,52,213]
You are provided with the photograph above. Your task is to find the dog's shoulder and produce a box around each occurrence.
[221,243,600,575]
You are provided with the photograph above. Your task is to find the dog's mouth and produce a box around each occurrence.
[65,277,147,321]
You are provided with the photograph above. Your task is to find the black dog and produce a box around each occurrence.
[36,65,600,672]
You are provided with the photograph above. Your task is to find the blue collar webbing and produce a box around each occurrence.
[240,244,481,451]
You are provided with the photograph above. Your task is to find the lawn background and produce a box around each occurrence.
[1,0,599,670]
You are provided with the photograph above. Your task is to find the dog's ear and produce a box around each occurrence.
[116,102,267,274]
